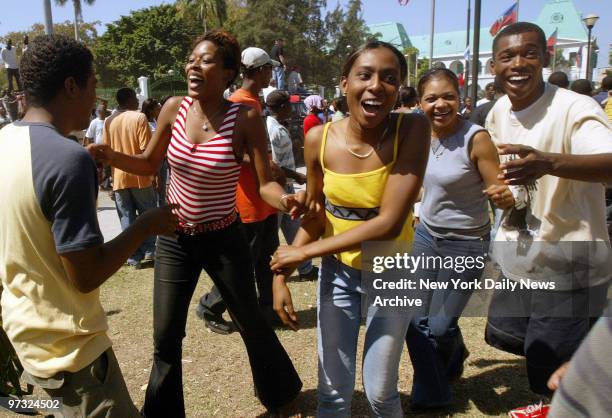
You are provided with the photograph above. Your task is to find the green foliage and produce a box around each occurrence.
[1,21,99,49]
[417,58,430,80]
[403,46,419,86]
[225,0,371,92]
[176,0,227,32]
[55,0,96,22]
[92,4,200,87]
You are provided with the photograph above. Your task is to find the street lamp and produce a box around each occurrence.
[582,13,599,82]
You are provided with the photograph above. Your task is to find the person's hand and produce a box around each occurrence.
[138,204,180,237]
[547,362,570,391]
[87,143,114,165]
[483,184,515,209]
[273,274,299,331]
[271,245,308,271]
[497,144,554,185]
[281,190,306,220]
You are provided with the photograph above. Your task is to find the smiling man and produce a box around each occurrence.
[484,22,612,399]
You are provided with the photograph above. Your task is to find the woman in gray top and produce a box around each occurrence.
[406,68,514,409]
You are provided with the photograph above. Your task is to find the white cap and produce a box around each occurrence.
[241,47,280,69]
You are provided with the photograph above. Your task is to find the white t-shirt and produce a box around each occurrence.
[266,116,295,172]
[85,118,105,144]
[1,47,18,69]
[487,83,612,288]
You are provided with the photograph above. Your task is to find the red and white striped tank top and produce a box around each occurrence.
[166,97,242,224]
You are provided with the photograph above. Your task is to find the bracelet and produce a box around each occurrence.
[280,193,291,211]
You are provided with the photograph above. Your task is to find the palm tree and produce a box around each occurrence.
[54,0,95,41]
[176,0,227,33]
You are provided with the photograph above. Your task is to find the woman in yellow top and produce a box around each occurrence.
[270,41,429,417]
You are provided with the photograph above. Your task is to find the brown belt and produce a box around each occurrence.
[177,211,238,235]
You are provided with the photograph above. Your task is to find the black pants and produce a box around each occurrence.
[6,68,21,92]
[485,279,609,396]
[199,214,279,315]
[142,221,301,418]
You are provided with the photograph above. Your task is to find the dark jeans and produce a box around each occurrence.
[199,214,279,315]
[405,223,489,407]
[485,279,609,396]
[6,68,21,92]
[143,221,301,418]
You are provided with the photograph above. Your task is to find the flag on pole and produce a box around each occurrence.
[489,2,519,36]
[398,0,410,5]
[547,28,558,57]
[575,46,582,68]
[463,45,470,61]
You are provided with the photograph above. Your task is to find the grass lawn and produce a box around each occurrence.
[59,262,544,418]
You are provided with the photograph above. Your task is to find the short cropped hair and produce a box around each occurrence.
[571,79,593,96]
[20,35,93,106]
[548,71,570,89]
[398,86,418,106]
[116,87,136,107]
[192,30,241,88]
[492,22,547,57]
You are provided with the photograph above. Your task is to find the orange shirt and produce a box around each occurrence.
[229,89,277,223]
[102,110,153,191]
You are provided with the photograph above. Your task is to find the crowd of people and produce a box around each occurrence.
[0,20,611,418]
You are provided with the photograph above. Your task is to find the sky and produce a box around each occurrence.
[1,0,610,68]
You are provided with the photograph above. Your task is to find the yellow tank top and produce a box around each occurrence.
[321,115,414,269]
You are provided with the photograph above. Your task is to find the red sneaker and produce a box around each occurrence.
[508,401,550,418]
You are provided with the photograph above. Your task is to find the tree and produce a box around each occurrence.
[54,0,96,41]
[403,46,419,86]
[176,0,228,33]
[0,21,99,92]
[92,4,200,87]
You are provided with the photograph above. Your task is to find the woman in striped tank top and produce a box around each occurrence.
[91,31,302,417]
[270,41,430,417]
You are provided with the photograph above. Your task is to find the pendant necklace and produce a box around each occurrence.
[192,101,226,132]
[345,121,390,159]
[430,138,446,159]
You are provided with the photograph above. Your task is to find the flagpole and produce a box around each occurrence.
[429,0,435,69]
[464,0,471,100]
[516,0,520,21]
[471,0,481,104]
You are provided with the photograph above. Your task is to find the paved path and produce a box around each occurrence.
[97,191,122,241]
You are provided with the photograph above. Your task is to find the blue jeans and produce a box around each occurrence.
[278,185,313,275]
[317,256,410,418]
[273,66,285,90]
[405,223,489,407]
[114,186,157,263]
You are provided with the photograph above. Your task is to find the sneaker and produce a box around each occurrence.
[508,401,550,418]
[195,304,234,335]
[298,266,319,281]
